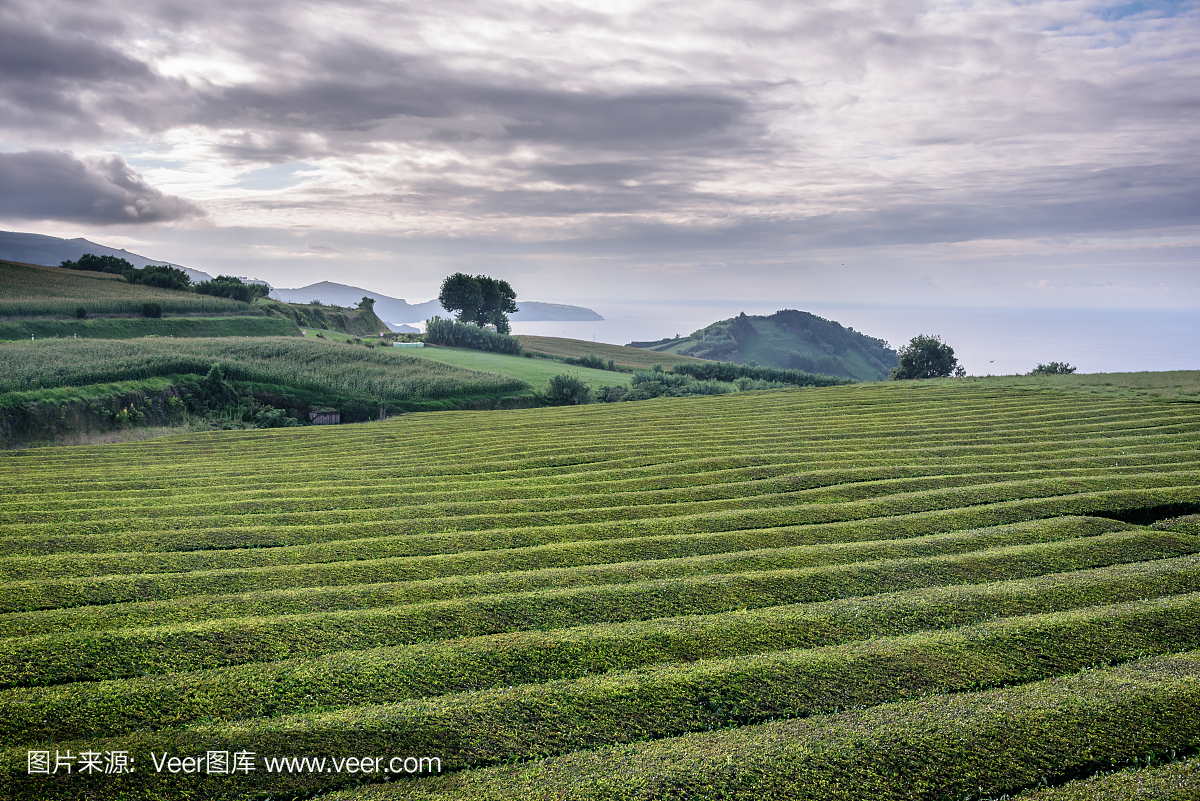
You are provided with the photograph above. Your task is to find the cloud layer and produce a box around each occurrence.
[0,0,1196,302]
[0,151,205,224]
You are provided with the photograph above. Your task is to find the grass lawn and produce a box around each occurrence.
[515,335,708,370]
[407,346,633,389]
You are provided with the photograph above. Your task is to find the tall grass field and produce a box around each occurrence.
[1,377,1199,800]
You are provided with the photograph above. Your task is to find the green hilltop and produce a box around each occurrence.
[629,309,899,382]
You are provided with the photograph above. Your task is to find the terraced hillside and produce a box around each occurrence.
[1,378,1199,800]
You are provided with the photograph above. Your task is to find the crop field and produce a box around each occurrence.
[1,377,1199,800]
[0,316,299,341]
[0,261,258,319]
[0,337,528,401]
[406,345,634,389]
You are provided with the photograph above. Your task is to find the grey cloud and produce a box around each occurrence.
[0,19,165,137]
[0,22,147,81]
[198,61,746,152]
[0,150,206,224]
[535,162,652,185]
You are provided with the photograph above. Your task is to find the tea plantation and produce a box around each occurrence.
[1,377,1198,800]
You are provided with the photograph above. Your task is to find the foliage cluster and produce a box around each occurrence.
[591,360,850,403]
[193,275,271,303]
[424,315,523,354]
[1030,361,1077,375]
[437,273,519,334]
[562,353,620,372]
[540,374,594,405]
[891,334,966,379]
[59,254,194,292]
[671,360,852,386]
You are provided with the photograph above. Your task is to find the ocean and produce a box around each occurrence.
[505,300,1199,377]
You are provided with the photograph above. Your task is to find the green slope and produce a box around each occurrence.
[406,346,633,389]
[515,335,708,371]
[630,309,898,381]
[0,259,257,318]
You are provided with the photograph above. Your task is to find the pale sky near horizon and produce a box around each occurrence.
[0,0,1197,308]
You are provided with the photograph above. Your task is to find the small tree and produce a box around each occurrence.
[438,273,518,334]
[357,296,376,311]
[1029,362,1076,375]
[890,334,961,379]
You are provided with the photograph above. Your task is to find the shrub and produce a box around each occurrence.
[543,374,593,405]
[74,307,86,319]
[671,361,850,386]
[1030,362,1077,375]
[194,276,270,303]
[424,315,522,354]
[140,302,162,319]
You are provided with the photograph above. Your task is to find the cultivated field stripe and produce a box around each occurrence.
[319,650,1200,801]
[0,517,1131,615]
[0,517,1136,633]
[2,529,1194,687]
[4,554,1198,743]
[4,607,1198,801]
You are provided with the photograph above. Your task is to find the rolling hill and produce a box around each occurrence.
[630,309,899,381]
[272,282,604,327]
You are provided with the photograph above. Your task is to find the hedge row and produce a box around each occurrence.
[4,430,1193,513]
[5,471,1198,549]
[4,553,1198,744]
[3,484,1198,583]
[3,530,1196,688]
[4,602,1199,800]
[1019,757,1199,801]
[16,461,1192,526]
[3,403,1192,492]
[6,451,1200,526]
[318,650,1200,801]
[0,517,1131,628]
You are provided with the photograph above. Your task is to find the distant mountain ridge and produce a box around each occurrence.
[1,229,603,328]
[0,230,214,284]
[629,309,899,382]
[271,281,604,327]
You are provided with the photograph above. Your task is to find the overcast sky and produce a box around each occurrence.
[1,0,1197,308]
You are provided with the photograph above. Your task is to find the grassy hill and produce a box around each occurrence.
[630,309,898,381]
[0,375,1198,799]
[0,259,255,319]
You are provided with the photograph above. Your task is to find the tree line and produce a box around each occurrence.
[60,254,270,303]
